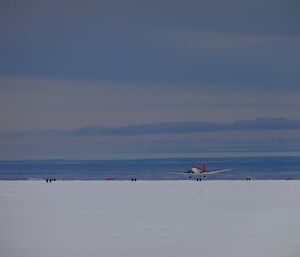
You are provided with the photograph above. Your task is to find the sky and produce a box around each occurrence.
[0,0,300,158]
[1,0,299,131]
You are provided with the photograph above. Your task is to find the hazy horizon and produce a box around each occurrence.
[1,117,300,160]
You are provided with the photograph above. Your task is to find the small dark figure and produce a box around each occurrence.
[46,179,48,183]
[134,178,137,181]
[131,178,134,181]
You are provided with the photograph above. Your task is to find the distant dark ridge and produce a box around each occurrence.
[3,117,300,138]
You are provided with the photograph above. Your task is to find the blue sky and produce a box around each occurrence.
[0,0,300,158]
[1,0,300,131]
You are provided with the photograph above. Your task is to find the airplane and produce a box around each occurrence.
[170,164,231,178]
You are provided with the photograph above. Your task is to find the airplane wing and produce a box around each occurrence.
[206,169,232,174]
[168,171,195,175]
[169,169,232,176]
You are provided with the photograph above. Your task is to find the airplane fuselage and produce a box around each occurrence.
[170,164,230,176]
[191,167,206,173]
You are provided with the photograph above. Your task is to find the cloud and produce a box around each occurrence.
[152,30,300,49]
[3,117,300,138]
[0,0,299,84]
[0,1,299,137]
[2,118,300,160]
[1,75,300,132]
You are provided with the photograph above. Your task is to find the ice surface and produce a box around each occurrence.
[0,181,300,257]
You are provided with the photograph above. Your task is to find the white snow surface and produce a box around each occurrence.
[0,180,300,257]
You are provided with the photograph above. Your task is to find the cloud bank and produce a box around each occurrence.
[2,118,300,138]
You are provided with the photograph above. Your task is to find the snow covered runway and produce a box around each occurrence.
[0,181,300,257]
